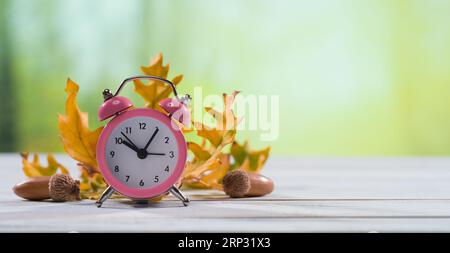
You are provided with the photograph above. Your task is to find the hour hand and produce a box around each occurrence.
[120,132,140,152]
[122,140,140,153]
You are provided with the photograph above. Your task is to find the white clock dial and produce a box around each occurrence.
[105,116,179,189]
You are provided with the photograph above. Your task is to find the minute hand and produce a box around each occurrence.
[144,127,159,151]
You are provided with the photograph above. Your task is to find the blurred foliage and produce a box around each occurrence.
[1,0,450,155]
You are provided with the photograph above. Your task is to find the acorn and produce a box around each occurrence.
[13,176,52,201]
[49,174,81,202]
[222,169,274,198]
[13,174,80,202]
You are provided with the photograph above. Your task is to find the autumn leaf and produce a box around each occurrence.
[230,141,271,173]
[195,91,241,149]
[58,79,103,171]
[21,153,69,177]
[184,152,230,190]
[78,163,107,200]
[187,141,212,161]
[134,53,184,111]
[182,92,241,189]
[183,141,231,190]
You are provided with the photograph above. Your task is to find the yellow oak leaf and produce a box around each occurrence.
[182,92,240,189]
[21,153,69,177]
[205,91,241,130]
[58,79,103,171]
[182,155,224,190]
[187,142,212,161]
[134,53,183,111]
[78,163,107,200]
[194,91,241,149]
[185,153,229,190]
[230,141,271,173]
[193,122,223,148]
[184,138,232,175]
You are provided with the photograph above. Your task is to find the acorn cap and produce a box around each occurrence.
[48,174,81,202]
[222,169,251,198]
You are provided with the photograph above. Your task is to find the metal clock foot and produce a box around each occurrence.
[96,186,115,208]
[169,186,190,206]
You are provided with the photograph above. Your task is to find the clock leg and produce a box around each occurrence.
[96,186,115,208]
[169,186,190,206]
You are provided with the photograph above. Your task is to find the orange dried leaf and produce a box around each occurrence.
[230,141,271,173]
[182,91,241,189]
[78,163,107,199]
[58,79,103,171]
[185,153,229,190]
[195,91,240,148]
[21,153,69,177]
[204,91,241,129]
[183,159,223,190]
[193,122,224,148]
[188,142,211,161]
[183,150,224,180]
[141,53,169,77]
[134,53,183,111]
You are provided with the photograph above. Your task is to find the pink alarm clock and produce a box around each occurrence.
[95,76,191,207]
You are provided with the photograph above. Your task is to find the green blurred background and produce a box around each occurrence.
[0,0,450,155]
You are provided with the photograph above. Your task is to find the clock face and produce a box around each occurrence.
[105,116,179,190]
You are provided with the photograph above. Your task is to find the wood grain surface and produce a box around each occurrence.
[1,154,450,232]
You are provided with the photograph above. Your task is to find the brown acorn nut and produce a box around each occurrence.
[49,174,81,201]
[13,176,51,201]
[13,174,80,202]
[222,170,274,198]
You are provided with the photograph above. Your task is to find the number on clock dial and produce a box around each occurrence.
[105,116,178,189]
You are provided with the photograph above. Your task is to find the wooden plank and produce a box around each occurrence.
[4,217,450,233]
[2,199,450,232]
[2,154,450,232]
[3,199,450,219]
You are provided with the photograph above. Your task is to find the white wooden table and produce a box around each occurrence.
[1,153,450,232]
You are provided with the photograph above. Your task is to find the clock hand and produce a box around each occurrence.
[121,132,139,150]
[143,127,159,151]
[122,140,140,153]
[146,152,165,156]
